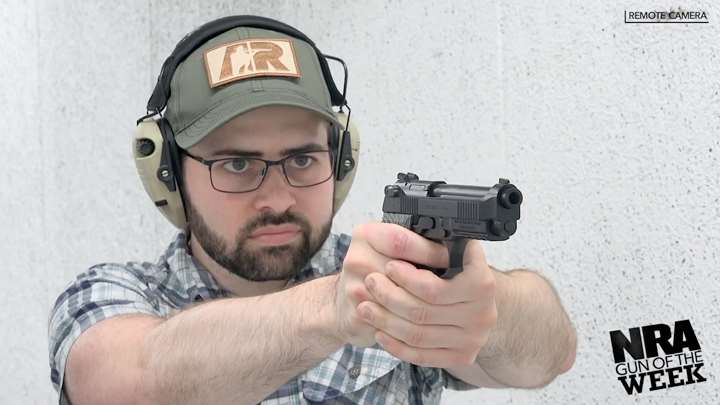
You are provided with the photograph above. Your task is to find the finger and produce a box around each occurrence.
[355,223,449,269]
[462,239,487,266]
[385,260,471,305]
[374,330,478,368]
[343,236,387,277]
[449,240,496,301]
[364,272,463,326]
[388,239,496,305]
[365,272,439,324]
[348,282,374,304]
[357,300,469,349]
[456,240,492,281]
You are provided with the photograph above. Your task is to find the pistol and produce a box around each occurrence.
[382,172,523,279]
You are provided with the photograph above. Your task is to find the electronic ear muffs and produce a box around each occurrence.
[133,15,360,229]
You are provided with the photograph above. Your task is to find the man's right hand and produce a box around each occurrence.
[333,223,450,347]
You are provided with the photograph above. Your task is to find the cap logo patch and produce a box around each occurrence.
[203,39,301,88]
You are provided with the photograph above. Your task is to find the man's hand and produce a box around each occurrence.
[358,225,497,368]
[334,223,497,369]
[334,223,451,347]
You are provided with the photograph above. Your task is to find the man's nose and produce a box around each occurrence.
[252,164,297,213]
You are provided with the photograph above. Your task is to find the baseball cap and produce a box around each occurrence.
[165,25,343,149]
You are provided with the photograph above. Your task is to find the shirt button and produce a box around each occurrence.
[348,366,361,379]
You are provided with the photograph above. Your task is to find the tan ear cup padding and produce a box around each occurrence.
[134,120,188,229]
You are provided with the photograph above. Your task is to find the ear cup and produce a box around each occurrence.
[133,120,188,228]
[332,112,360,215]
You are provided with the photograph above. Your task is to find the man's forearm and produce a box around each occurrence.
[476,269,576,388]
[139,274,343,405]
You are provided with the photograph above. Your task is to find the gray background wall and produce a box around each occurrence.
[1,1,718,404]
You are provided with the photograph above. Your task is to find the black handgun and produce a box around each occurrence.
[382,173,523,279]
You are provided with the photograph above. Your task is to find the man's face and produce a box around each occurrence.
[182,105,335,282]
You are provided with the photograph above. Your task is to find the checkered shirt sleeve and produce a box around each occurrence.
[47,263,160,404]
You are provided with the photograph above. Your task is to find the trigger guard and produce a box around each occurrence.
[420,238,468,279]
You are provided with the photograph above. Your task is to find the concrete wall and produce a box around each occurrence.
[1,1,718,403]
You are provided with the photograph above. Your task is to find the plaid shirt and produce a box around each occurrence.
[48,232,478,404]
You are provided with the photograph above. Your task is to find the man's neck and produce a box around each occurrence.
[187,234,289,298]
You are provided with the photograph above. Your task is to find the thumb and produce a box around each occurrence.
[461,239,488,269]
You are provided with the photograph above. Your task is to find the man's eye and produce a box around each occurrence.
[289,155,315,169]
[221,159,250,173]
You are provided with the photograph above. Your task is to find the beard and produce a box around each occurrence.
[186,200,332,282]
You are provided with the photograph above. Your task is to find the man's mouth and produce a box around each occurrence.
[249,224,301,246]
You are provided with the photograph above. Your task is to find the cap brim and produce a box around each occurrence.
[174,90,343,149]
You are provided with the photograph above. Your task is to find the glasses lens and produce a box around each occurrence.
[210,158,266,192]
[283,151,333,187]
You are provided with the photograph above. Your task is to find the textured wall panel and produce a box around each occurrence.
[0,1,717,403]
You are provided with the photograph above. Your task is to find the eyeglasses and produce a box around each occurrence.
[182,149,335,193]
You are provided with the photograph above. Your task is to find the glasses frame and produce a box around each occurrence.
[181,149,335,193]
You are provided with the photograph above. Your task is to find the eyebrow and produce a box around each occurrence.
[209,142,327,158]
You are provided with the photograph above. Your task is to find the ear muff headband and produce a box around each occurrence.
[332,112,360,213]
[135,15,359,229]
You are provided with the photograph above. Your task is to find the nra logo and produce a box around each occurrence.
[609,319,707,395]
[203,38,301,88]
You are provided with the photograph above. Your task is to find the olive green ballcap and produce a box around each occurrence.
[165,26,342,149]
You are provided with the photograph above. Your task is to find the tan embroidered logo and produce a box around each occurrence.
[203,39,301,88]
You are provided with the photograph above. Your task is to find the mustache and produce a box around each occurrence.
[244,211,310,234]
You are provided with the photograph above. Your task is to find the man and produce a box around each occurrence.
[48,16,576,405]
